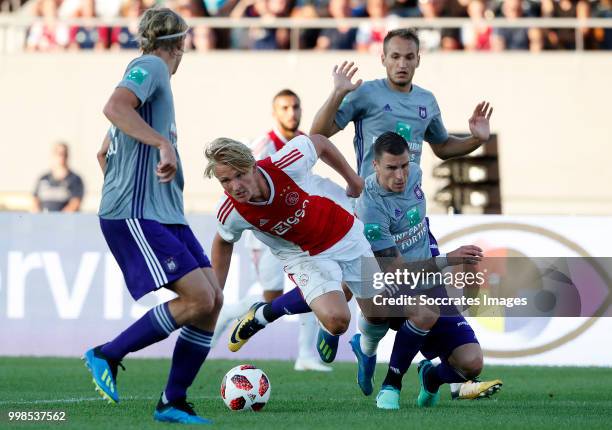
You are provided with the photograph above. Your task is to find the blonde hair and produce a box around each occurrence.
[138,7,188,54]
[204,138,256,179]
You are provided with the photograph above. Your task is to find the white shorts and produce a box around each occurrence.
[283,249,381,305]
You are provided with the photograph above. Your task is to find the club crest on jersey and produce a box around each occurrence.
[394,208,403,219]
[418,106,427,119]
[414,184,424,200]
[285,191,299,206]
[406,207,421,228]
[298,274,309,287]
[364,223,381,241]
[164,257,178,273]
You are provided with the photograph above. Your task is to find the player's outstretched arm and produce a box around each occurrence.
[310,134,364,197]
[310,61,362,137]
[103,87,177,182]
[430,101,493,160]
[211,232,234,290]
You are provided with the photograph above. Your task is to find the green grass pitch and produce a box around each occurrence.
[1,358,611,429]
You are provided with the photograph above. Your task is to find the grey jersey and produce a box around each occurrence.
[335,79,448,178]
[355,163,431,262]
[99,55,186,224]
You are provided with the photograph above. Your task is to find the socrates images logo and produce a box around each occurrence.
[438,222,612,358]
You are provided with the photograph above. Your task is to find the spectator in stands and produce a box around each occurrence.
[389,0,421,17]
[110,0,144,50]
[67,0,109,50]
[595,0,612,49]
[356,0,398,53]
[26,0,69,52]
[32,142,84,213]
[543,0,598,49]
[315,0,357,50]
[461,0,493,50]
[416,0,462,50]
[231,0,294,49]
[491,0,543,51]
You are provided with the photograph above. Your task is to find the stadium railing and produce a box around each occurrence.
[0,16,611,52]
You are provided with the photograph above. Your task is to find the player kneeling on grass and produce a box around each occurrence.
[206,134,387,352]
[353,131,502,410]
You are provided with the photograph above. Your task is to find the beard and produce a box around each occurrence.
[280,121,299,133]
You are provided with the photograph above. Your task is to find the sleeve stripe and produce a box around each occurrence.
[274,149,300,166]
[275,152,303,169]
[219,201,234,224]
[217,198,231,219]
[217,198,234,224]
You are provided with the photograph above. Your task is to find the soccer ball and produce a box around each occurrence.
[221,364,271,411]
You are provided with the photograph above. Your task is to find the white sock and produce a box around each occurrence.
[254,304,270,325]
[358,313,389,357]
[297,313,318,359]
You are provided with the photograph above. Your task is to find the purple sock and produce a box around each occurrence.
[265,287,311,322]
[382,320,429,390]
[101,302,178,362]
[425,360,466,393]
[164,326,213,402]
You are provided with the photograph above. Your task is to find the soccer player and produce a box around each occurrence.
[310,28,499,399]
[212,89,331,371]
[84,8,222,425]
[206,134,449,354]
[355,131,502,409]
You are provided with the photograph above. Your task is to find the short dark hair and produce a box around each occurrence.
[273,89,300,104]
[383,28,420,54]
[374,131,409,160]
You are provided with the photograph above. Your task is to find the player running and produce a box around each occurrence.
[354,131,502,409]
[84,7,221,425]
[206,134,456,356]
[212,89,331,371]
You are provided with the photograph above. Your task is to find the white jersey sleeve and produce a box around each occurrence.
[215,196,251,243]
[250,134,276,161]
[268,135,317,183]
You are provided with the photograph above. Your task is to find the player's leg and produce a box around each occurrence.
[154,226,222,424]
[315,282,355,364]
[417,316,502,407]
[375,308,438,410]
[85,220,217,411]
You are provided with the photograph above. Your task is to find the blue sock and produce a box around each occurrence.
[264,287,311,322]
[382,320,429,390]
[425,360,466,393]
[101,302,178,362]
[164,326,213,402]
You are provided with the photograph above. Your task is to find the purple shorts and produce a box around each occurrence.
[426,217,440,257]
[389,315,479,362]
[100,218,211,300]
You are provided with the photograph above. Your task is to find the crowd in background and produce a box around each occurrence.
[15,0,612,52]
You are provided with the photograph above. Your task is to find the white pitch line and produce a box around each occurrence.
[0,395,218,406]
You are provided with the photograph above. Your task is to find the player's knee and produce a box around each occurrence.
[189,290,216,319]
[458,353,483,379]
[213,287,224,313]
[410,310,438,331]
[323,313,350,335]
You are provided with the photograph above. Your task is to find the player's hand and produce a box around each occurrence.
[157,141,177,183]
[447,245,483,266]
[468,101,493,143]
[332,61,363,95]
[346,175,365,198]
